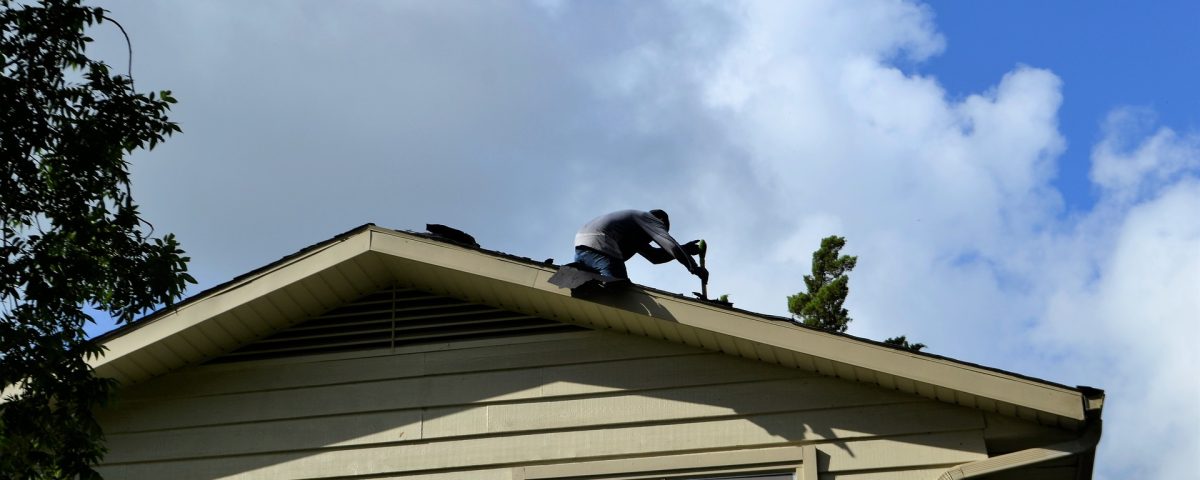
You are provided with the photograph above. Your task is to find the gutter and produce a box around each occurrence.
[939,388,1105,480]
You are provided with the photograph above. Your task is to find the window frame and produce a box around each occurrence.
[511,445,817,480]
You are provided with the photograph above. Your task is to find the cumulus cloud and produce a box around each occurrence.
[637,2,1070,360]
[84,0,1198,477]
[1037,129,1200,478]
[1091,107,1200,203]
[594,3,1199,477]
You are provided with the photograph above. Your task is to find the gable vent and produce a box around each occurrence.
[212,287,583,363]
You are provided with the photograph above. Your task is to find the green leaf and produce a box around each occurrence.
[0,1,192,477]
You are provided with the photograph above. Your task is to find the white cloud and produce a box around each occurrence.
[771,214,845,265]
[630,3,1200,477]
[657,2,1070,357]
[1091,107,1200,203]
[1038,138,1200,479]
[86,1,1199,477]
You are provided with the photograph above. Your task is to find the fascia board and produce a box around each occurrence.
[86,226,1084,423]
[92,230,373,370]
[368,228,550,286]
[598,289,1083,420]
[370,228,1085,421]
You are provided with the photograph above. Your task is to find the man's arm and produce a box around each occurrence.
[638,240,703,264]
[634,214,699,272]
[636,244,674,264]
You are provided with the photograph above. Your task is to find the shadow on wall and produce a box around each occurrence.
[94,320,983,478]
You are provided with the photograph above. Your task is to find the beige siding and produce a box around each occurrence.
[97,330,988,479]
[817,467,955,480]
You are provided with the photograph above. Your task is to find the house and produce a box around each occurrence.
[91,224,1104,479]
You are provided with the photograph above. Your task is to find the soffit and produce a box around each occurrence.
[368,228,1090,429]
[91,229,386,385]
[93,226,1094,430]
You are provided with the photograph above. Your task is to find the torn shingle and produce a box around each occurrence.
[425,224,480,248]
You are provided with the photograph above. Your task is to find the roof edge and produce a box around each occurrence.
[89,225,1098,425]
[91,223,376,345]
[367,229,1091,421]
[371,227,1091,397]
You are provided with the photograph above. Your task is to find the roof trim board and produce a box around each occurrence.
[370,229,1086,420]
[92,225,1097,426]
[93,229,373,380]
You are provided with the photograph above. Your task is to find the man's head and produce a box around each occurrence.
[649,209,669,230]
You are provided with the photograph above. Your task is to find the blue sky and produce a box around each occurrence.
[78,2,1198,478]
[925,0,1199,211]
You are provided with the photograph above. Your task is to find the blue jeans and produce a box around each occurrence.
[574,247,628,279]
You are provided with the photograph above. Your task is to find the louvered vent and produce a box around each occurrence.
[212,288,584,363]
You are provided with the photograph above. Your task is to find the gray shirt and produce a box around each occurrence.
[574,210,698,272]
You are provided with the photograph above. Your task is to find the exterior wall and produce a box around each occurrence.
[96,329,989,479]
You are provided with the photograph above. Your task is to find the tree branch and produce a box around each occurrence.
[100,13,132,87]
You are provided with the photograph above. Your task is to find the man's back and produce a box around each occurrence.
[574,210,664,260]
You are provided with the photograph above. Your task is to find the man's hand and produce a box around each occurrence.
[693,266,709,284]
[683,239,703,256]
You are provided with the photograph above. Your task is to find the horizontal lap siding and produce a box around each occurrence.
[818,467,957,480]
[110,331,699,403]
[97,330,987,479]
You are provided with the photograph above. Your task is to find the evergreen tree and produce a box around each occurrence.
[787,236,856,333]
[1,1,192,477]
[787,236,928,350]
[884,335,927,353]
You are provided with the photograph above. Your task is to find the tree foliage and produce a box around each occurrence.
[883,335,926,353]
[787,235,928,351]
[0,1,192,477]
[787,235,856,333]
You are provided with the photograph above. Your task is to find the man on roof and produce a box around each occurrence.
[573,209,707,283]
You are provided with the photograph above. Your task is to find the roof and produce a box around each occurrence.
[92,224,1104,431]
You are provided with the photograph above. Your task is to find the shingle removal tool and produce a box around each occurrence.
[692,239,708,300]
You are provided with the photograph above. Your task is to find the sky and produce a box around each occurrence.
[80,1,1198,478]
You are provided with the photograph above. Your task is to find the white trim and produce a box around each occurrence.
[92,231,371,370]
[91,227,1092,426]
[937,423,1101,479]
[800,445,817,480]
[371,228,1086,421]
[514,446,806,479]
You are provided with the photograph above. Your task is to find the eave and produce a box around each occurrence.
[92,225,1102,431]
